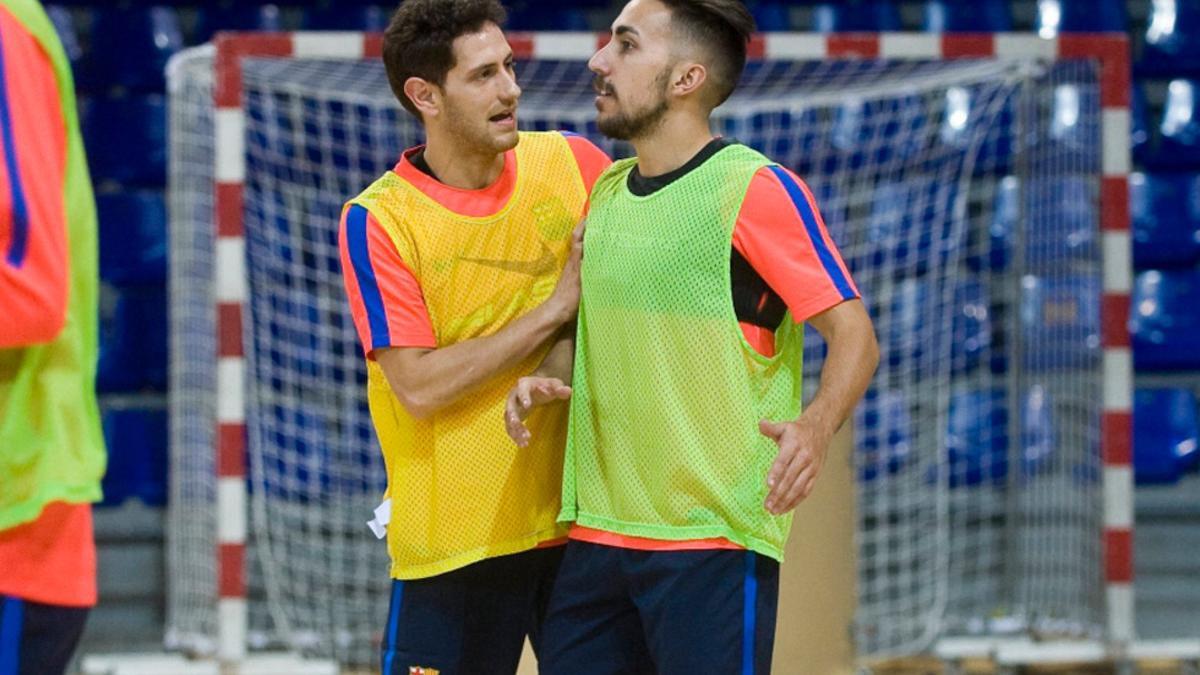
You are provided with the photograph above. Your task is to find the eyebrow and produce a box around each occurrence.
[614,25,639,37]
[466,51,513,76]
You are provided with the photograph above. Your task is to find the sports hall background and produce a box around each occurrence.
[50,0,1200,664]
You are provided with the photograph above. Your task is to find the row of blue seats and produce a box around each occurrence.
[869,267,1200,374]
[857,386,1200,488]
[97,381,1200,508]
[753,0,1126,33]
[91,201,1198,398]
[48,0,1200,96]
[91,266,1200,403]
[1135,79,1200,170]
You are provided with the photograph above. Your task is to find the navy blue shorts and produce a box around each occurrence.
[0,596,89,675]
[539,540,780,675]
[379,545,563,675]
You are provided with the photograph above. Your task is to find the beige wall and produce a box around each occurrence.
[772,424,857,674]
[518,426,858,674]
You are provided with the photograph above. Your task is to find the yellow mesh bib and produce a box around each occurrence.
[349,132,586,579]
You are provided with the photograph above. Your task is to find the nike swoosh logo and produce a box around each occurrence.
[459,241,558,276]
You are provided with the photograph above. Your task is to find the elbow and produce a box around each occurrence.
[864,331,881,375]
[395,390,438,420]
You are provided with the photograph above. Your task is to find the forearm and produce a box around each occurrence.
[380,299,570,417]
[532,321,576,384]
[801,312,879,439]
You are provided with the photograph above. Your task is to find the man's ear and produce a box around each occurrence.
[672,62,708,99]
[404,77,440,119]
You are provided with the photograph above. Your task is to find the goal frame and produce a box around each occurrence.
[205,29,1134,664]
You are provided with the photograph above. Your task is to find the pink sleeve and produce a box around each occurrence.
[0,6,69,348]
[561,132,612,194]
[732,166,859,323]
[338,204,437,357]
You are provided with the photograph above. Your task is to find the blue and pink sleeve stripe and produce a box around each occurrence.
[766,166,857,301]
[0,27,29,268]
[344,204,391,349]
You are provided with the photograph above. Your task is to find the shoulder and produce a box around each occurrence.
[592,157,637,195]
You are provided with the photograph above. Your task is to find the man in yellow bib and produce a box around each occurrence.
[507,0,879,672]
[336,1,609,673]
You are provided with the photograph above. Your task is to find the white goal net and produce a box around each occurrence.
[167,39,1105,665]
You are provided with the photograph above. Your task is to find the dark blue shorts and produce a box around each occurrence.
[539,540,780,675]
[379,545,563,675]
[0,596,89,675]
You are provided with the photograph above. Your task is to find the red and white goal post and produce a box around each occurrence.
[141,29,1200,673]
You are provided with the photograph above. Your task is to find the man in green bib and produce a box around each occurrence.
[506,0,879,671]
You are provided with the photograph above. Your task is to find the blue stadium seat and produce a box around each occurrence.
[100,407,168,507]
[1153,79,1200,168]
[923,0,1012,32]
[1022,385,1056,475]
[1035,0,1126,35]
[82,95,167,187]
[832,94,927,171]
[752,3,796,32]
[1131,269,1200,370]
[866,177,961,278]
[1142,0,1200,75]
[939,85,1016,175]
[87,7,183,93]
[881,278,935,375]
[1026,176,1097,268]
[193,3,284,45]
[1132,85,1151,164]
[879,278,990,377]
[97,283,168,393]
[304,5,390,31]
[1130,172,1200,268]
[725,109,823,175]
[45,5,83,75]
[256,404,333,500]
[1020,273,1101,371]
[969,175,1018,273]
[855,389,914,482]
[1045,83,1099,171]
[97,190,167,284]
[945,390,1007,488]
[951,279,991,374]
[1134,388,1200,484]
[944,387,1056,488]
[506,5,590,31]
[811,1,902,32]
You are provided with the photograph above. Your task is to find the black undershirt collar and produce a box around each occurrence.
[626,137,735,196]
[409,149,440,182]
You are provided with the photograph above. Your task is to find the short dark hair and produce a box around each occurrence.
[659,0,755,108]
[382,0,508,119]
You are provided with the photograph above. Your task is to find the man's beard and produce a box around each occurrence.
[596,70,671,141]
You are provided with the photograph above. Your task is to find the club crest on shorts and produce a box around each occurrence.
[408,667,439,675]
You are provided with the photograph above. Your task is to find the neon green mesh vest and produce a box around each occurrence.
[0,0,104,530]
[561,143,803,561]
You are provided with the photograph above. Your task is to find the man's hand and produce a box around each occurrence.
[505,376,572,447]
[545,219,586,323]
[760,417,832,515]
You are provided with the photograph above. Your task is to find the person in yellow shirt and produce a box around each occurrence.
[336,1,609,673]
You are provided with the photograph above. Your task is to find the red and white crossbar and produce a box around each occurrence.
[210,30,1135,661]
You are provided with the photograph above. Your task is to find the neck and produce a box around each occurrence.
[630,111,714,177]
[422,127,507,190]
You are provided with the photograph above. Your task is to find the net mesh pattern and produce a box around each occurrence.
[168,46,1104,664]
